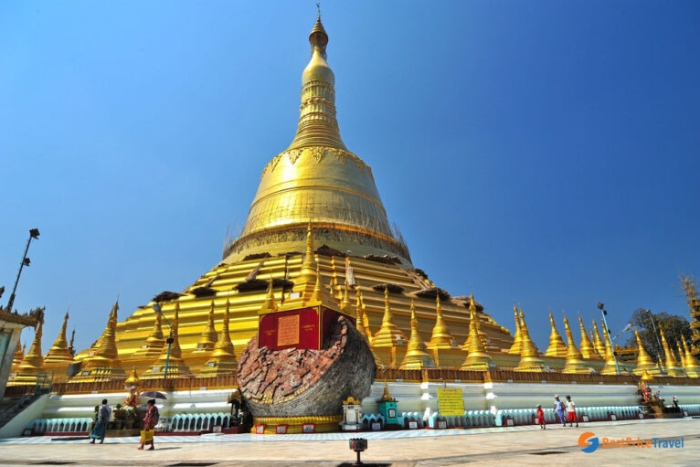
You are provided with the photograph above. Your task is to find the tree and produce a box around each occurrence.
[624,308,692,363]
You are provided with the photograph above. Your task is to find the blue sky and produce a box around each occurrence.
[1,1,699,354]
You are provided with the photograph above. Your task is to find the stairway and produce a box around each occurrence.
[0,394,42,430]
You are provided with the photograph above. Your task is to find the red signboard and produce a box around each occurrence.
[258,306,356,351]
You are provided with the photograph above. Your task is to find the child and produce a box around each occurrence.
[536,404,546,430]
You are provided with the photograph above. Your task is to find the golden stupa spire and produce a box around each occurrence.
[12,342,25,367]
[261,279,279,313]
[224,17,410,265]
[147,302,191,378]
[299,222,317,283]
[341,278,351,314]
[681,338,700,377]
[124,366,140,387]
[562,316,589,374]
[77,300,126,381]
[18,316,44,373]
[514,308,545,372]
[578,316,600,360]
[354,288,371,344]
[600,321,620,375]
[659,328,684,377]
[633,329,660,376]
[203,299,237,376]
[399,300,435,369]
[44,310,74,364]
[196,301,219,351]
[372,287,407,367]
[508,305,523,355]
[591,320,606,356]
[330,256,341,299]
[544,312,567,358]
[429,293,455,352]
[461,297,494,371]
[288,12,346,151]
[133,308,166,358]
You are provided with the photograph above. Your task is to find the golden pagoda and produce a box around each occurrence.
[8,13,535,391]
[427,294,456,366]
[194,301,218,353]
[591,320,605,356]
[507,306,522,355]
[12,342,25,368]
[681,275,700,359]
[578,316,600,360]
[562,316,590,374]
[461,295,494,371]
[201,299,237,376]
[513,309,544,372]
[544,312,567,358]
[600,321,620,376]
[42,311,75,381]
[72,300,126,382]
[12,312,45,385]
[633,329,661,377]
[372,287,408,367]
[398,300,435,370]
[659,328,684,377]
[681,339,700,378]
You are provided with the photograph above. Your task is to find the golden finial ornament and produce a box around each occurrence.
[399,300,435,370]
[196,301,218,351]
[76,300,126,381]
[633,329,660,377]
[659,328,684,377]
[508,306,522,355]
[544,312,567,358]
[44,311,74,364]
[429,293,455,352]
[372,287,407,367]
[354,288,371,344]
[591,320,606,356]
[514,308,545,372]
[600,321,620,375]
[578,316,600,360]
[562,316,589,374]
[681,338,700,377]
[461,297,494,371]
[203,299,237,376]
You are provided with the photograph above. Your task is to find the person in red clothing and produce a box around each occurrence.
[138,399,159,450]
[536,404,546,430]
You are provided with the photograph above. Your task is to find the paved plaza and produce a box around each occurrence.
[0,418,697,467]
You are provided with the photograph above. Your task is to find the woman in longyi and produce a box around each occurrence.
[137,399,159,451]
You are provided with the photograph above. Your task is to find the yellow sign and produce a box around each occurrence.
[437,387,464,416]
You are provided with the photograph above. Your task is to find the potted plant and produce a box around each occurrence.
[113,403,126,420]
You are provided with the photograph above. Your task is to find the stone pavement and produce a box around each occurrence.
[0,418,697,467]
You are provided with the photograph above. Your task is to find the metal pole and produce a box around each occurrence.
[646,309,665,373]
[599,304,621,375]
[6,229,40,311]
[153,303,173,379]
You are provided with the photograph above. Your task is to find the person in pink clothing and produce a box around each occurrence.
[137,399,159,450]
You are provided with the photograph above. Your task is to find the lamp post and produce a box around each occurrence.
[6,228,40,312]
[645,309,665,374]
[152,303,174,379]
[598,302,621,375]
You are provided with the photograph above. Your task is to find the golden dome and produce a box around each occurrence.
[223,17,410,265]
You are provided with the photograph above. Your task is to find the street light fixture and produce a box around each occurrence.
[152,303,174,379]
[598,302,621,375]
[5,228,40,312]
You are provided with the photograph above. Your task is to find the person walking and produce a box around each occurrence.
[138,399,159,450]
[536,404,546,429]
[89,399,111,444]
[553,395,566,427]
[565,395,578,427]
